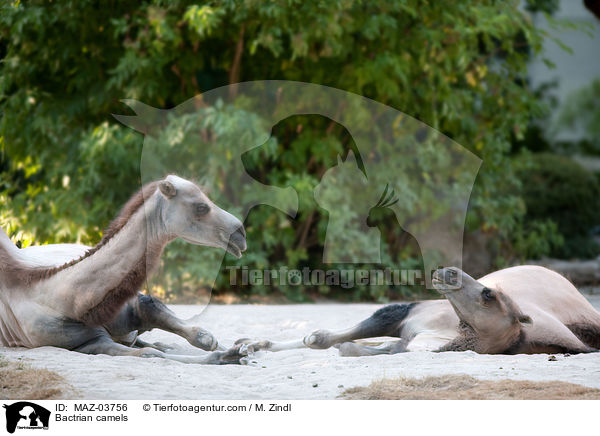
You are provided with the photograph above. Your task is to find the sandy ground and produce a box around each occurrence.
[1,297,600,400]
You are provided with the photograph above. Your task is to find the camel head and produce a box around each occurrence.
[432,267,532,353]
[155,175,247,258]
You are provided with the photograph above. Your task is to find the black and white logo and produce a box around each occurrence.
[2,402,50,434]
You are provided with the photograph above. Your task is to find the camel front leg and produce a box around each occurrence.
[335,339,409,356]
[106,294,220,351]
[303,303,417,349]
[74,336,249,364]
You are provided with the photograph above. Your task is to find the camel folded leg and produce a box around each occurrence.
[106,293,220,351]
[74,336,248,364]
[131,338,174,353]
[335,339,409,357]
[235,338,306,353]
[243,303,416,352]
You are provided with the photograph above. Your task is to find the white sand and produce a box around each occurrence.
[2,297,600,399]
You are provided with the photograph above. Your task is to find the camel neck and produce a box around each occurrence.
[37,194,173,325]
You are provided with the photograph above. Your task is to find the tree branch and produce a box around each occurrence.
[229,24,246,99]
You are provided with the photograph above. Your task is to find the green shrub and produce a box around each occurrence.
[511,218,564,260]
[0,1,558,301]
[517,153,600,259]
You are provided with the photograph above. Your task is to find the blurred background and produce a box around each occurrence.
[1,0,599,303]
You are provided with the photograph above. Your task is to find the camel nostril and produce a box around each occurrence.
[445,268,460,286]
[237,225,246,238]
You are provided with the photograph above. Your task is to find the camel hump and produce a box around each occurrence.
[480,265,598,325]
[0,226,19,253]
[480,265,586,300]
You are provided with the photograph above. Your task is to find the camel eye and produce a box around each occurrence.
[194,203,210,217]
[481,288,495,302]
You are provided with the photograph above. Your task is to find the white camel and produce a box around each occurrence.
[0,175,249,364]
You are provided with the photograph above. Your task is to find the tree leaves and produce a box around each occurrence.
[0,0,562,300]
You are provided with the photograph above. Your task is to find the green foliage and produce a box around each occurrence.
[0,0,558,300]
[524,0,560,14]
[511,218,564,261]
[556,79,600,154]
[517,153,600,259]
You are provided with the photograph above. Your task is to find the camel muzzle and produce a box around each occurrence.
[226,226,247,258]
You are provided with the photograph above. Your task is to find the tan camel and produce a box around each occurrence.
[242,266,600,355]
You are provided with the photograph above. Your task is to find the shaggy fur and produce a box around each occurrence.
[80,239,167,326]
[566,323,600,349]
[437,321,527,354]
[350,303,418,340]
[436,321,479,352]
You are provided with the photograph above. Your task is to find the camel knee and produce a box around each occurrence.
[135,294,220,351]
[136,294,172,324]
[185,326,219,351]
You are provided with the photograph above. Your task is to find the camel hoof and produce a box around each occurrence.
[303,330,332,349]
[212,343,250,365]
[249,340,272,353]
[233,339,272,353]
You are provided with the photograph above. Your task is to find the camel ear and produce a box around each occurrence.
[518,314,533,326]
[159,181,177,199]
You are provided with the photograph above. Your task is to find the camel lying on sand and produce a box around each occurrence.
[0,175,249,364]
[243,266,600,355]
